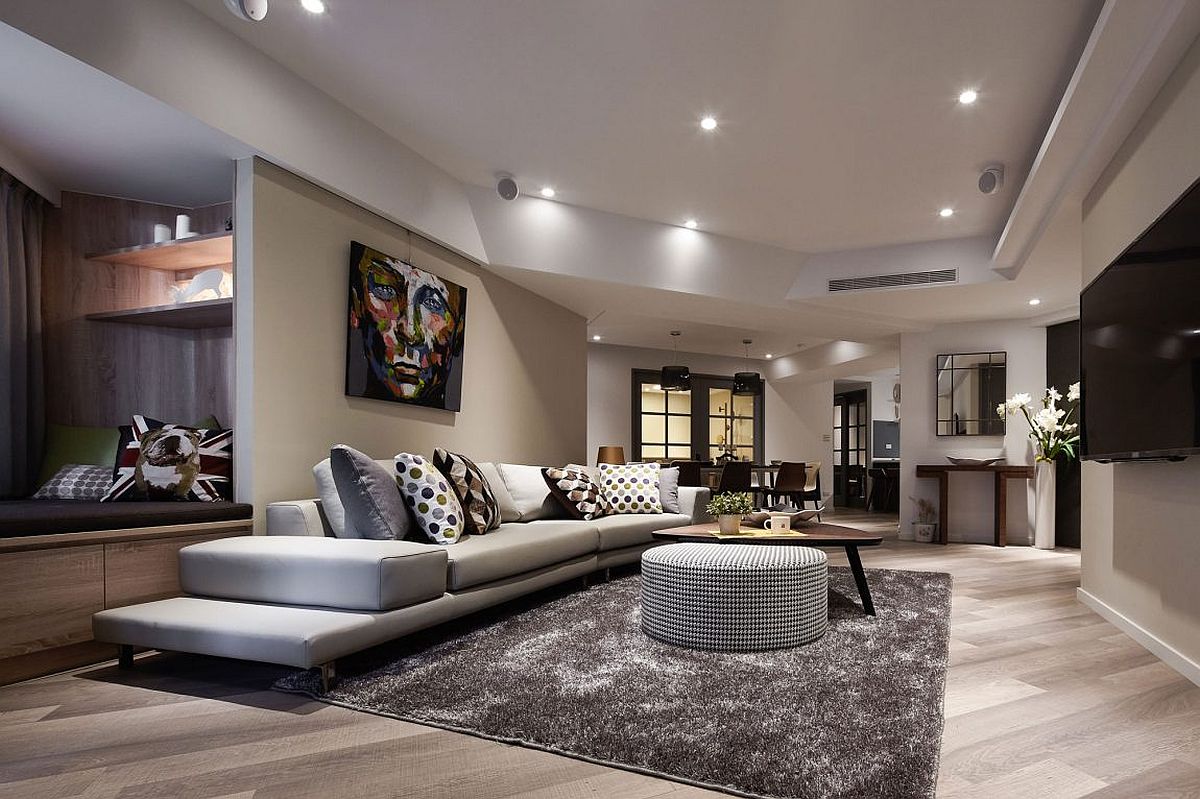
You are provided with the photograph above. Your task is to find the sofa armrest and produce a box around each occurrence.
[678,487,712,524]
[266,499,332,537]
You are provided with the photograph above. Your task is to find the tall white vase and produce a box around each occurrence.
[1034,460,1056,549]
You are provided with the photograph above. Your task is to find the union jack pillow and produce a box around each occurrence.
[101,415,232,502]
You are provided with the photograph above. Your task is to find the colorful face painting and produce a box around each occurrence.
[346,241,467,410]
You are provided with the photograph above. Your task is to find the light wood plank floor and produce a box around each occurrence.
[2,510,1199,798]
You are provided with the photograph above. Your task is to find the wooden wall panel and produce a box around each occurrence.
[0,546,104,659]
[104,531,237,608]
[41,193,234,428]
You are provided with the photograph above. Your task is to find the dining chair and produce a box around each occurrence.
[799,461,822,518]
[671,460,703,488]
[866,467,897,512]
[761,461,807,510]
[716,461,753,496]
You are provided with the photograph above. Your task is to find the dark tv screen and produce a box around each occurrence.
[1081,177,1200,461]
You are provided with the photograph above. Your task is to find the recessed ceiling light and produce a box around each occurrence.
[939,207,954,218]
[540,186,556,198]
[1190,329,1200,335]
[765,353,773,359]
[592,334,601,341]
[1028,298,1042,306]
[958,89,978,105]
[684,219,699,229]
[300,0,326,13]
[700,116,718,131]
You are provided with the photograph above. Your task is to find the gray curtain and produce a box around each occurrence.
[0,170,45,498]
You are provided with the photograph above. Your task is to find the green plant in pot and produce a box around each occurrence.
[707,492,755,535]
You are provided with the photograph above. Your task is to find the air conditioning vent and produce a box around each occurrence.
[828,268,958,293]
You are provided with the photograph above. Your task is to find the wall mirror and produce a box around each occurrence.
[936,351,1006,436]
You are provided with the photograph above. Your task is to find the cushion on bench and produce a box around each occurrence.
[179,536,448,611]
[592,512,691,550]
[0,500,253,537]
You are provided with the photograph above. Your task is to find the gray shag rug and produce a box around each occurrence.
[275,566,952,799]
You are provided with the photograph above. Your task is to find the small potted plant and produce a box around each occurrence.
[909,496,937,543]
[707,492,755,535]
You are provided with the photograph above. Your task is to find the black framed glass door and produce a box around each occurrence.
[833,389,867,506]
[632,369,764,463]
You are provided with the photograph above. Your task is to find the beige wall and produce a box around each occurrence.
[238,160,586,521]
[900,321,1046,544]
[1079,32,1200,678]
[587,343,834,500]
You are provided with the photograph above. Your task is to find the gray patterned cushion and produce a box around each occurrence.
[543,466,610,521]
[395,453,464,545]
[432,449,501,535]
[599,462,663,515]
[32,464,112,500]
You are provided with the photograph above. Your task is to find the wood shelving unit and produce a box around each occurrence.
[86,298,232,329]
[85,232,232,271]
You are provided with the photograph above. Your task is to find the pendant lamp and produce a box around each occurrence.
[733,338,762,396]
[660,330,691,392]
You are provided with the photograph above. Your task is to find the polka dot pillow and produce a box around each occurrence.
[599,462,663,515]
[395,453,465,544]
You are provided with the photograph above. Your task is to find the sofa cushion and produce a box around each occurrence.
[476,462,520,523]
[599,462,663,515]
[543,466,609,520]
[498,463,561,521]
[38,423,121,487]
[396,453,465,544]
[593,512,690,551]
[0,500,252,537]
[179,536,447,611]
[658,466,681,514]
[444,520,598,590]
[313,458,354,537]
[433,449,502,535]
[330,444,411,540]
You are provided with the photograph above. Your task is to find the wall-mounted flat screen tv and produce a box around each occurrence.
[1081,176,1200,461]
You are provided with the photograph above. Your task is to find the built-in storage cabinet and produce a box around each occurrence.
[41,192,235,428]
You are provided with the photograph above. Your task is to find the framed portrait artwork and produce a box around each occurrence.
[345,240,468,411]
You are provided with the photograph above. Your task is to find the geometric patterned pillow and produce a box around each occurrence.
[395,452,465,545]
[432,448,501,535]
[101,415,232,502]
[542,466,610,521]
[599,462,663,515]
[32,464,112,500]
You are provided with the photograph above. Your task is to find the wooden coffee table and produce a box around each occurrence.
[652,523,884,616]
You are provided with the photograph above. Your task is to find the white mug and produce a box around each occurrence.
[175,214,192,239]
[153,224,172,243]
[767,514,791,532]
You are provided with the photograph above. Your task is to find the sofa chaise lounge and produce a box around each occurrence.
[91,461,710,687]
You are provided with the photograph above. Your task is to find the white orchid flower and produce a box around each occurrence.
[1047,387,1062,402]
[1007,393,1032,411]
[996,402,1007,418]
[1068,382,1081,402]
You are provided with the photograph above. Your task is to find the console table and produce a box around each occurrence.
[913,463,1034,547]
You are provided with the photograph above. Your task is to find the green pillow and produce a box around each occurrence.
[37,424,121,486]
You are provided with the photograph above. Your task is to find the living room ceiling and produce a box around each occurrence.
[186,0,1100,255]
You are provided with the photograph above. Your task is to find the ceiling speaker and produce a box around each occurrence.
[978,165,1004,195]
[224,0,268,21]
[496,174,520,201]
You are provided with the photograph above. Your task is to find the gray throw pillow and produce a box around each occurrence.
[659,466,681,514]
[477,462,520,523]
[329,444,412,540]
[313,458,356,538]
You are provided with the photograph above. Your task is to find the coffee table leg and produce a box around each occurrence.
[844,546,875,616]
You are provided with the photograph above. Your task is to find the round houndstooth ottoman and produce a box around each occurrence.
[640,543,829,651]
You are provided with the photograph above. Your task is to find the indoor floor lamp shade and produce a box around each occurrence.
[596,446,626,465]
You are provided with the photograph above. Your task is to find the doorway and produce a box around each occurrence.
[833,389,868,507]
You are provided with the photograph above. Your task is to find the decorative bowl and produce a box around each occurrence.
[946,456,1004,466]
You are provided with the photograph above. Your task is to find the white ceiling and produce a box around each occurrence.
[185,0,1100,253]
[0,22,250,207]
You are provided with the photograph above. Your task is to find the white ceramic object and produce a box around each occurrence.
[766,513,791,532]
[946,456,1004,467]
[914,523,936,543]
[1034,460,1056,549]
[717,514,741,535]
[153,224,172,243]
[175,214,192,239]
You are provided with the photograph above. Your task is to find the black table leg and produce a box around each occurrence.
[844,545,875,616]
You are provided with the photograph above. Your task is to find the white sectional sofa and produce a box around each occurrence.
[92,462,710,688]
